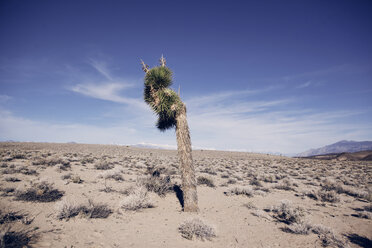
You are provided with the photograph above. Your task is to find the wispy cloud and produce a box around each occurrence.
[296,81,312,89]
[185,87,372,154]
[71,82,144,106]
[69,59,147,109]
[88,59,113,81]
[0,95,12,103]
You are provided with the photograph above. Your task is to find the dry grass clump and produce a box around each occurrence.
[121,186,155,211]
[197,176,215,188]
[56,199,112,220]
[15,181,64,202]
[0,226,38,248]
[178,218,216,241]
[225,186,254,197]
[269,200,305,224]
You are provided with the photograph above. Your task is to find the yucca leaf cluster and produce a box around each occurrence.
[144,66,182,131]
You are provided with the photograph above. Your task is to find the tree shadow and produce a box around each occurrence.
[173,184,184,210]
[346,233,372,248]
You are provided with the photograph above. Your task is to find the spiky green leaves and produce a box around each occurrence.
[145,66,173,90]
[144,66,182,131]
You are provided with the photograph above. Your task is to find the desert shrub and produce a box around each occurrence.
[61,173,72,180]
[81,157,95,165]
[227,178,236,184]
[178,218,216,241]
[0,226,38,248]
[274,179,296,191]
[84,200,112,218]
[16,165,38,176]
[243,201,256,209]
[250,178,263,187]
[263,175,277,183]
[285,222,312,235]
[270,200,305,224]
[200,166,217,175]
[33,157,70,167]
[197,176,215,188]
[312,225,348,248]
[139,175,172,196]
[357,211,371,219]
[0,210,25,224]
[98,169,124,181]
[15,181,64,202]
[94,160,114,170]
[251,209,268,218]
[71,175,83,184]
[225,186,254,197]
[220,173,229,178]
[318,190,340,203]
[5,177,21,182]
[121,186,155,211]
[55,200,83,220]
[307,189,340,203]
[56,199,112,220]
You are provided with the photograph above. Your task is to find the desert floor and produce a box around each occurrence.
[0,142,371,248]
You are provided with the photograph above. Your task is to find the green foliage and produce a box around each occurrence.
[143,65,182,131]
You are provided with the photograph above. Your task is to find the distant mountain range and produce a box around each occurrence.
[297,140,372,157]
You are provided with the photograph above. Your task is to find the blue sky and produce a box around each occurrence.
[0,0,371,154]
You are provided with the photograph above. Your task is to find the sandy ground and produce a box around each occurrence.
[0,142,371,248]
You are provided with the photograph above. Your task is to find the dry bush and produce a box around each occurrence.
[121,186,155,211]
[285,222,312,235]
[356,211,371,219]
[274,179,296,191]
[71,175,83,184]
[0,210,26,225]
[0,226,38,248]
[197,176,215,188]
[225,186,254,197]
[250,178,263,187]
[312,224,348,248]
[56,199,112,220]
[270,200,305,224]
[306,190,340,203]
[178,218,216,241]
[15,181,64,202]
[243,201,256,209]
[139,175,172,196]
[4,177,21,182]
[200,166,217,175]
[94,160,114,170]
[98,168,124,181]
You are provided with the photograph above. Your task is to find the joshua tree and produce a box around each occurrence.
[141,55,198,212]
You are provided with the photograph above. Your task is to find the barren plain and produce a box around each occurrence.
[0,142,371,248]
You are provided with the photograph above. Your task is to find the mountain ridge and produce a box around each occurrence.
[297,140,372,157]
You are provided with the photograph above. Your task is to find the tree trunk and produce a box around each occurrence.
[176,103,198,212]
